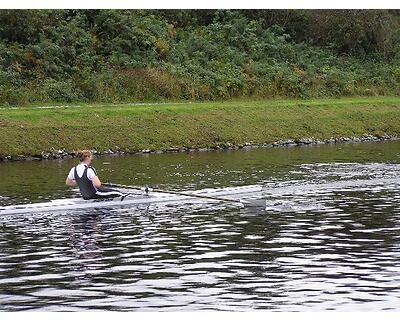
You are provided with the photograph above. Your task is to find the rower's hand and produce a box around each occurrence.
[65,177,77,187]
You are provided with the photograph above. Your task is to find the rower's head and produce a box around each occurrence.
[77,150,93,164]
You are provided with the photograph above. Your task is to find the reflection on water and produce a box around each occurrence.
[0,141,400,311]
[69,212,105,276]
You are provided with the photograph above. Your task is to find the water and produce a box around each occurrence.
[1,141,400,311]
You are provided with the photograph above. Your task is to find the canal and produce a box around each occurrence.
[1,141,399,311]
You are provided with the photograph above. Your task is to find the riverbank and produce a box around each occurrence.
[1,97,400,161]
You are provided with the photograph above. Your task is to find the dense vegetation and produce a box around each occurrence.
[1,10,400,105]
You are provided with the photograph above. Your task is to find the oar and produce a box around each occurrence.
[104,182,266,208]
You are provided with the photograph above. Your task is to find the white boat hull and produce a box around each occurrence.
[0,185,263,216]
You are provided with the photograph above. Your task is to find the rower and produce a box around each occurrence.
[65,150,125,200]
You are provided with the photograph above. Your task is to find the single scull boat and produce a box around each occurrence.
[0,185,265,216]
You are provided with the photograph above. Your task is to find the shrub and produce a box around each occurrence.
[39,79,84,102]
[1,9,400,105]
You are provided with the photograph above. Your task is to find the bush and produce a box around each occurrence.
[0,9,400,105]
[38,79,84,102]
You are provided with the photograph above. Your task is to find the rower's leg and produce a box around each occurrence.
[94,187,125,199]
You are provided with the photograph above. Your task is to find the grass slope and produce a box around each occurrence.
[1,97,400,157]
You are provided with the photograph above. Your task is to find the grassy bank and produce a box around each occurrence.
[1,97,400,158]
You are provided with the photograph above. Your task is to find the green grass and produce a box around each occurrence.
[1,97,400,157]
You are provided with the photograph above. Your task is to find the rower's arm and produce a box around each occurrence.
[91,175,102,188]
[65,177,77,187]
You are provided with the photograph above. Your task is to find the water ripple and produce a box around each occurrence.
[1,154,400,310]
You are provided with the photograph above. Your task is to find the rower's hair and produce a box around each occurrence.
[77,150,92,162]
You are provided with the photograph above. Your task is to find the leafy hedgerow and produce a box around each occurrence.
[0,9,399,105]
